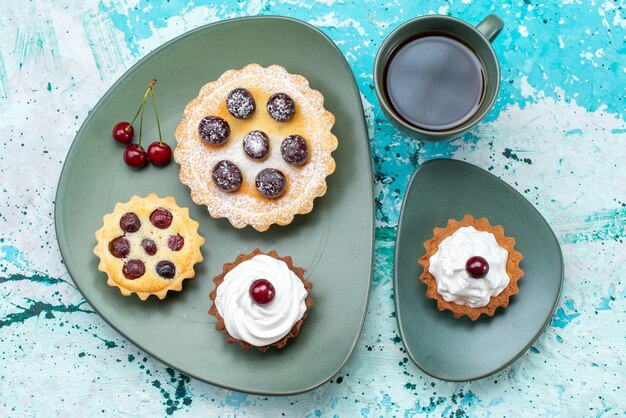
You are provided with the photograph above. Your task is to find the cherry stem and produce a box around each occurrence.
[150,88,164,145]
[127,92,147,131]
[138,91,146,149]
[126,79,157,132]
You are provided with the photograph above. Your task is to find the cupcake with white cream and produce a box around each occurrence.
[418,215,523,320]
[209,249,313,351]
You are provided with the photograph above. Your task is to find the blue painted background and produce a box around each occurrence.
[1,0,624,416]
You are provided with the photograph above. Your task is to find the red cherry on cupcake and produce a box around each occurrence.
[124,144,148,168]
[249,279,275,305]
[466,256,489,278]
[147,141,172,166]
[149,207,173,229]
[142,238,157,256]
[112,121,134,144]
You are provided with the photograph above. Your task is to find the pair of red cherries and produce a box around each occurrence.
[112,79,172,168]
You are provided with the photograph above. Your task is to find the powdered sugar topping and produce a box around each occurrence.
[227,88,256,119]
[243,130,270,160]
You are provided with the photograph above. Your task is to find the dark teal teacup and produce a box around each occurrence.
[374,14,504,141]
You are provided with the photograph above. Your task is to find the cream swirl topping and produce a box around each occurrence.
[428,226,510,308]
[215,254,308,346]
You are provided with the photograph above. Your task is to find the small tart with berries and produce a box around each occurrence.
[418,215,523,320]
[209,248,313,351]
[94,194,204,300]
[174,64,338,231]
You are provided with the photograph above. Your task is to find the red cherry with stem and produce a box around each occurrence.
[118,79,158,169]
[124,144,148,168]
[122,81,151,168]
[466,256,490,278]
[112,121,134,144]
[113,82,150,144]
[145,82,172,166]
[147,141,171,166]
[249,279,275,305]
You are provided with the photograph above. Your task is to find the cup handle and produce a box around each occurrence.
[476,14,504,43]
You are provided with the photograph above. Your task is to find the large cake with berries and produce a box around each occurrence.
[174,64,338,231]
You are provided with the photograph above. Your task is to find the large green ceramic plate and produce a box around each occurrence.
[55,17,374,395]
[395,159,563,381]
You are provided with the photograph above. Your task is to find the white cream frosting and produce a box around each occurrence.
[215,254,308,346]
[428,226,510,308]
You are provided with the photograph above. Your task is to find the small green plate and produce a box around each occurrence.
[394,159,563,381]
[55,17,374,395]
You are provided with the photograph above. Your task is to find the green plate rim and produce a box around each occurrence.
[393,158,564,382]
[54,15,375,395]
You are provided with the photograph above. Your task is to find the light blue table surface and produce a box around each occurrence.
[1,1,624,416]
